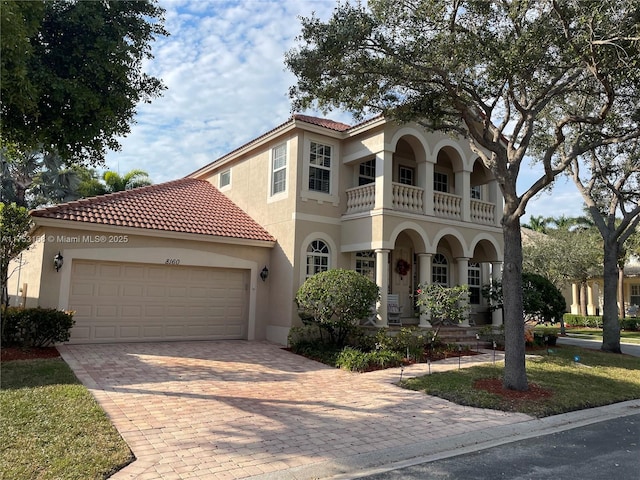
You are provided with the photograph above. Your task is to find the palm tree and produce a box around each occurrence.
[103,169,152,193]
[31,151,81,206]
[522,215,548,233]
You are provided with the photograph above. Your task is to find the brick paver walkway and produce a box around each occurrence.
[58,341,531,480]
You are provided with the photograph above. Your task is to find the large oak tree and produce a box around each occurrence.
[286,0,640,390]
[570,139,640,352]
[1,0,168,164]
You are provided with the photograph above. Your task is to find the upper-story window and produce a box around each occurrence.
[471,185,482,200]
[355,250,375,281]
[309,142,332,193]
[220,169,231,188]
[432,253,449,286]
[399,166,414,186]
[468,262,481,304]
[271,144,287,195]
[434,172,448,193]
[306,240,330,277]
[359,159,375,186]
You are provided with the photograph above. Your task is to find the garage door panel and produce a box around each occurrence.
[167,286,188,297]
[123,265,145,279]
[96,305,118,317]
[123,284,144,296]
[68,260,248,343]
[97,284,120,297]
[99,264,122,278]
[146,285,167,297]
[119,326,141,338]
[94,326,117,339]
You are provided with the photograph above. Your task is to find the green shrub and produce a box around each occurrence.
[2,307,75,347]
[563,314,603,328]
[621,318,639,331]
[295,269,379,346]
[335,346,404,372]
[477,324,505,348]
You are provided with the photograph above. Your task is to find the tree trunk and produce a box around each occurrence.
[580,283,588,316]
[618,267,625,319]
[501,217,528,391]
[601,240,622,353]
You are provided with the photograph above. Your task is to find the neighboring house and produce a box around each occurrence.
[8,115,505,345]
[567,256,640,318]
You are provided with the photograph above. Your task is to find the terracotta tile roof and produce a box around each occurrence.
[292,114,352,132]
[30,178,275,243]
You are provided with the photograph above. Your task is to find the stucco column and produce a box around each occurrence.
[375,151,394,211]
[455,170,471,222]
[375,249,390,327]
[570,283,580,314]
[488,180,502,227]
[587,282,598,316]
[491,261,504,326]
[456,256,470,326]
[417,253,432,327]
[420,161,435,216]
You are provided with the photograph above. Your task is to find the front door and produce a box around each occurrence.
[391,242,414,319]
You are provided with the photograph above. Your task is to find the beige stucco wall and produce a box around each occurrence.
[191,117,504,340]
[7,231,45,308]
[15,222,273,341]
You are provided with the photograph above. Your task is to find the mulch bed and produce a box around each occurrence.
[473,377,554,402]
[1,346,60,362]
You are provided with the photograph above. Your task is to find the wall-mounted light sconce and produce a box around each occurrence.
[54,252,64,272]
[260,266,269,282]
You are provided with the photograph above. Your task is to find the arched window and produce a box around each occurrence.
[432,253,448,286]
[306,240,330,278]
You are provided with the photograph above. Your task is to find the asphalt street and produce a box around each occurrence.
[557,335,640,357]
[355,413,640,480]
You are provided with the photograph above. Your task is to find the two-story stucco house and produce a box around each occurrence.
[9,114,504,345]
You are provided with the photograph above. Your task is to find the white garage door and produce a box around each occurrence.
[67,260,249,343]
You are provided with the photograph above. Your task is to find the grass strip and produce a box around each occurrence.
[0,358,133,480]
[402,345,640,417]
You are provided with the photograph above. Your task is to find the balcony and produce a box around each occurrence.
[345,183,496,226]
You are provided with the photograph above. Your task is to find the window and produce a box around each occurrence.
[309,142,332,193]
[432,253,449,286]
[359,159,375,186]
[468,262,481,304]
[356,251,375,281]
[631,285,640,306]
[434,172,448,193]
[271,144,287,195]
[399,166,414,185]
[471,185,482,200]
[306,240,330,277]
[220,169,231,188]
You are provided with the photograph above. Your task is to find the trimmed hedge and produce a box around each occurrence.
[563,313,640,331]
[563,314,603,328]
[1,307,75,347]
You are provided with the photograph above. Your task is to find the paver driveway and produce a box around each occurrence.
[58,341,531,480]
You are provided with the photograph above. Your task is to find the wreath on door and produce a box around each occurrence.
[396,259,411,278]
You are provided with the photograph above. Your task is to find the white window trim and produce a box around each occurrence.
[298,233,338,286]
[269,142,288,200]
[301,136,340,205]
[219,169,231,190]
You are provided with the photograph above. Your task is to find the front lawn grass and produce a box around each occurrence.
[0,358,133,480]
[402,345,640,417]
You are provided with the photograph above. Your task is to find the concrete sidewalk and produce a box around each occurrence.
[57,341,639,480]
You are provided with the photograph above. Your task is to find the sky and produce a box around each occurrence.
[103,0,586,224]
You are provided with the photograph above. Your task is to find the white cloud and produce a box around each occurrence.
[105,0,584,220]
